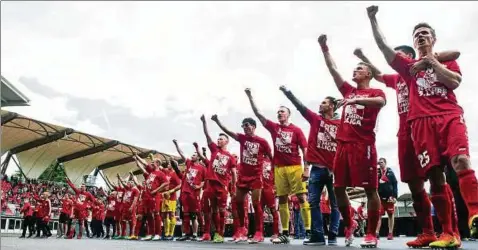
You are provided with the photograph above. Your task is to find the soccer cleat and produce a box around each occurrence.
[248,232,264,244]
[345,220,358,247]
[140,235,153,241]
[303,233,326,246]
[269,234,279,242]
[429,233,459,249]
[176,235,190,241]
[387,233,394,240]
[272,235,290,244]
[328,232,338,246]
[213,233,224,243]
[128,235,138,240]
[360,233,378,248]
[406,233,438,248]
[198,233,211,242]
[469,214,478,239]
[152,235,161,241]
[234,227,248,243]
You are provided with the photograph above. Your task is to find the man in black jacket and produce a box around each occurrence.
[377,158,398,240]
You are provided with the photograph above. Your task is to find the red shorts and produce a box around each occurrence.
[261,187,276,209]
[136,202,144,215]
[380,200,395,216]
[333,141,378,189]
[181,192,200,213]
[410,114,469,173]
[142,195,161,214]
[398,129,424,183]
[122,205,137,221]
[203,180,228,209]
[237,177,262,190]
[74,210,87,221]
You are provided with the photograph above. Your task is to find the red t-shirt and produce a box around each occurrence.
[262,158,274,190]
[115,187,125,209]
[382,74,409,136]
[206,142,237,187]
[303,109,340,169]
[390,54,463,120]
[337,82,386,143]
[61,198,73,215]
[164,169,181,200]
[144,170,168,199]
[237,133,272,181]
[264,119,307,166]
[182,159,206,195]
[122,186,139,207]
[105,196,116,217]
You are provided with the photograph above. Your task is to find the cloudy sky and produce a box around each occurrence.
[2,1,478,195]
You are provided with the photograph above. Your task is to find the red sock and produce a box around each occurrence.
[219,211,226,236]
[444,184,460,236]
[121,221,127,236]
[129,220,135,237]
[412,189,434,235]
[198,213,204,233]
[147,214,155,236]
[431,184,453,235]
[338,205,353,228]
[155,214,162,236]
[457,169,478,217]
[116,220,121,235]
[183,214,191,235]
[271,209,279,235]
[232,215,240,235]
[236,200,246,227]
[203,213,211,235]
[79,223,84,238]
[213,212,220,234]
[134,218,142,236]
[253,201,263,234]
[367,209,380,235]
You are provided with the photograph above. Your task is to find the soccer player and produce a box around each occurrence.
[199,114,238,243]
[119,175,140,239]
[211,114,273,243]
[133,154,170,241]
[376,158,398,240]
[161,160,182,240]
[173,140,206,241]
[245,88,310,244]
[367,5,478,247]
[19,197,34,238]
[318,33,386,247]
[353,45,461,246]
[66,177,95,239]
[280,85,341,245]
[57,193,73,238]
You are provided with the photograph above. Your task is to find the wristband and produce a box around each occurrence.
[321,45,329,52]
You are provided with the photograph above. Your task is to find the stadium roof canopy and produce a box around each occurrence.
[1,110,178,185]
[1,76,30,107]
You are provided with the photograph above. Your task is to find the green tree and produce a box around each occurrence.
[38,163,67,183]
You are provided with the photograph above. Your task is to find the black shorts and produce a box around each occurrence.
[104,216,115,226]
[59,213,69,223]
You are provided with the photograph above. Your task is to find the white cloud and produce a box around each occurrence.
[2,2,478,195]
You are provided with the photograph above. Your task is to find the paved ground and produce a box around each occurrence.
[1,235,477,250]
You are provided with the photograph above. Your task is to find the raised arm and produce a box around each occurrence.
[279,85,309,117]
[244,88,267,126]
[318,34,345,89]
[436,50,460,61]
[103,174,116,190]
[200,115,213,145]
[193,142,206,161]
[129,172,140,187]
[353,48,385,83]
[65,177,80,194]
[133,155,149,174]
[211,115,239,141]
[170,159,183,179]
[172,140,187,162]
[367,6,397,64]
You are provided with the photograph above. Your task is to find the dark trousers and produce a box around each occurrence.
[21,216,34,237]
[104,216,116,237]
[35,218,51,237]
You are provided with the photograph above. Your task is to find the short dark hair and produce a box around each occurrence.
[413,22,436,39]
[242,117,257,127]
[219,133,229,140]
[325,96,339,111]
[394,45,416,59]
[379,157,387,163]
[279,106,291,114]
